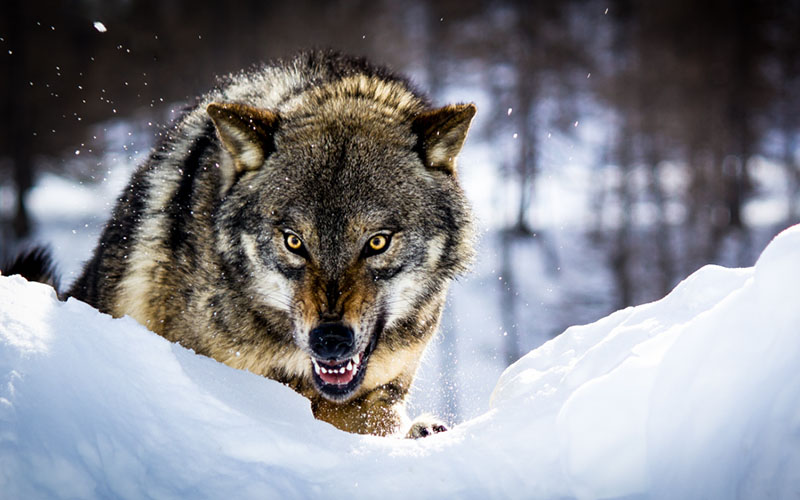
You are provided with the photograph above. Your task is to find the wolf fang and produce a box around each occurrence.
[56,51,476,437]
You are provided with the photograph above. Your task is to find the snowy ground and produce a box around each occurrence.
[2,222,798,498]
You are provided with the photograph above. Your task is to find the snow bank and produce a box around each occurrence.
[2,225,799,499]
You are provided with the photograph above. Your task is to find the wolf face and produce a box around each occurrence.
[209,91,476,403]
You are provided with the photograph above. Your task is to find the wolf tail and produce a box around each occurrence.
[1,246,61,292]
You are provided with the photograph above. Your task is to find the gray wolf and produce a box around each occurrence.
[4,51,477,437]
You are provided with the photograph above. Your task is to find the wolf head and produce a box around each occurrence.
[207,78,476,402]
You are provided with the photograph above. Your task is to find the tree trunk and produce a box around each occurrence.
[7,0,33,240]
[499,229,521,366]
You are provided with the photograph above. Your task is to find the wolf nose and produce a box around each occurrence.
[309,323,355,360]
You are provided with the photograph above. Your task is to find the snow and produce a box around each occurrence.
[2,225,799,499]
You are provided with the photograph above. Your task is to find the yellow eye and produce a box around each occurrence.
[368,235,388,253]
[285,233,303,251]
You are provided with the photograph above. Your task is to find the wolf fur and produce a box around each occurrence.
[0,246,60,291]
[17,51,477,437]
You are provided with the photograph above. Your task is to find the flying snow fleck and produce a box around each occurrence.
[93,21,107,33]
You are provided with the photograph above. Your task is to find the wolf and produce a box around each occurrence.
[6,51,477,438]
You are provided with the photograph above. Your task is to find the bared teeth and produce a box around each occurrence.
[311,351,365,380]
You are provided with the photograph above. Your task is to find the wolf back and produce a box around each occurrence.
[51,51,477,436]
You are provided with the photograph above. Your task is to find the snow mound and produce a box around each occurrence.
[2,226,799,499]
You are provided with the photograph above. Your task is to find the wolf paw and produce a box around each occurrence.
[406,416,448,439]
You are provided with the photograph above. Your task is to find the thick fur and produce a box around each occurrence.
[1,246,61,291]
[65,51,475,436]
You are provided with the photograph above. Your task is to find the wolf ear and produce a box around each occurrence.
[207,102,280,172]
[413,103,477,175]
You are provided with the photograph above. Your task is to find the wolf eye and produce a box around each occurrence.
[369,235,387,251]
[364,234,390,256]
[285,233,304,253]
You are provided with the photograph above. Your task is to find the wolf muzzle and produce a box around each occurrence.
[309,322,354,360]
[308,321,372,399]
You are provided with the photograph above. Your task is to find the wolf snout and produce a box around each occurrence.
[309,323,355,360]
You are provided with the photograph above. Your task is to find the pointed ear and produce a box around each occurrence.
[413,103,477,175]
[207,102,280,172]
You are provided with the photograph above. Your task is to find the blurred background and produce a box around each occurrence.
[2,0,799,421]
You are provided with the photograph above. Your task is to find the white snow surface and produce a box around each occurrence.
[2,226,799,499]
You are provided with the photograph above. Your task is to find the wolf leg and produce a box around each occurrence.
[311,384,407,436]
[311,380,452,437]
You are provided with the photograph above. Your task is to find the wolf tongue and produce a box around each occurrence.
[319,368,355,386]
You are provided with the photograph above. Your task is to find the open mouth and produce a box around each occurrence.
[312,352,363,386]
[308,314,384,401]
[310,331,379,401]
[310,349,370,401]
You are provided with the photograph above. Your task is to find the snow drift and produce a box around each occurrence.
[1,225,799,499]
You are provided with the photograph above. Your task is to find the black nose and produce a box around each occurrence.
[309,323,355,360]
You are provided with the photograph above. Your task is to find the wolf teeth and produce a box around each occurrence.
[312,353,363,377]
